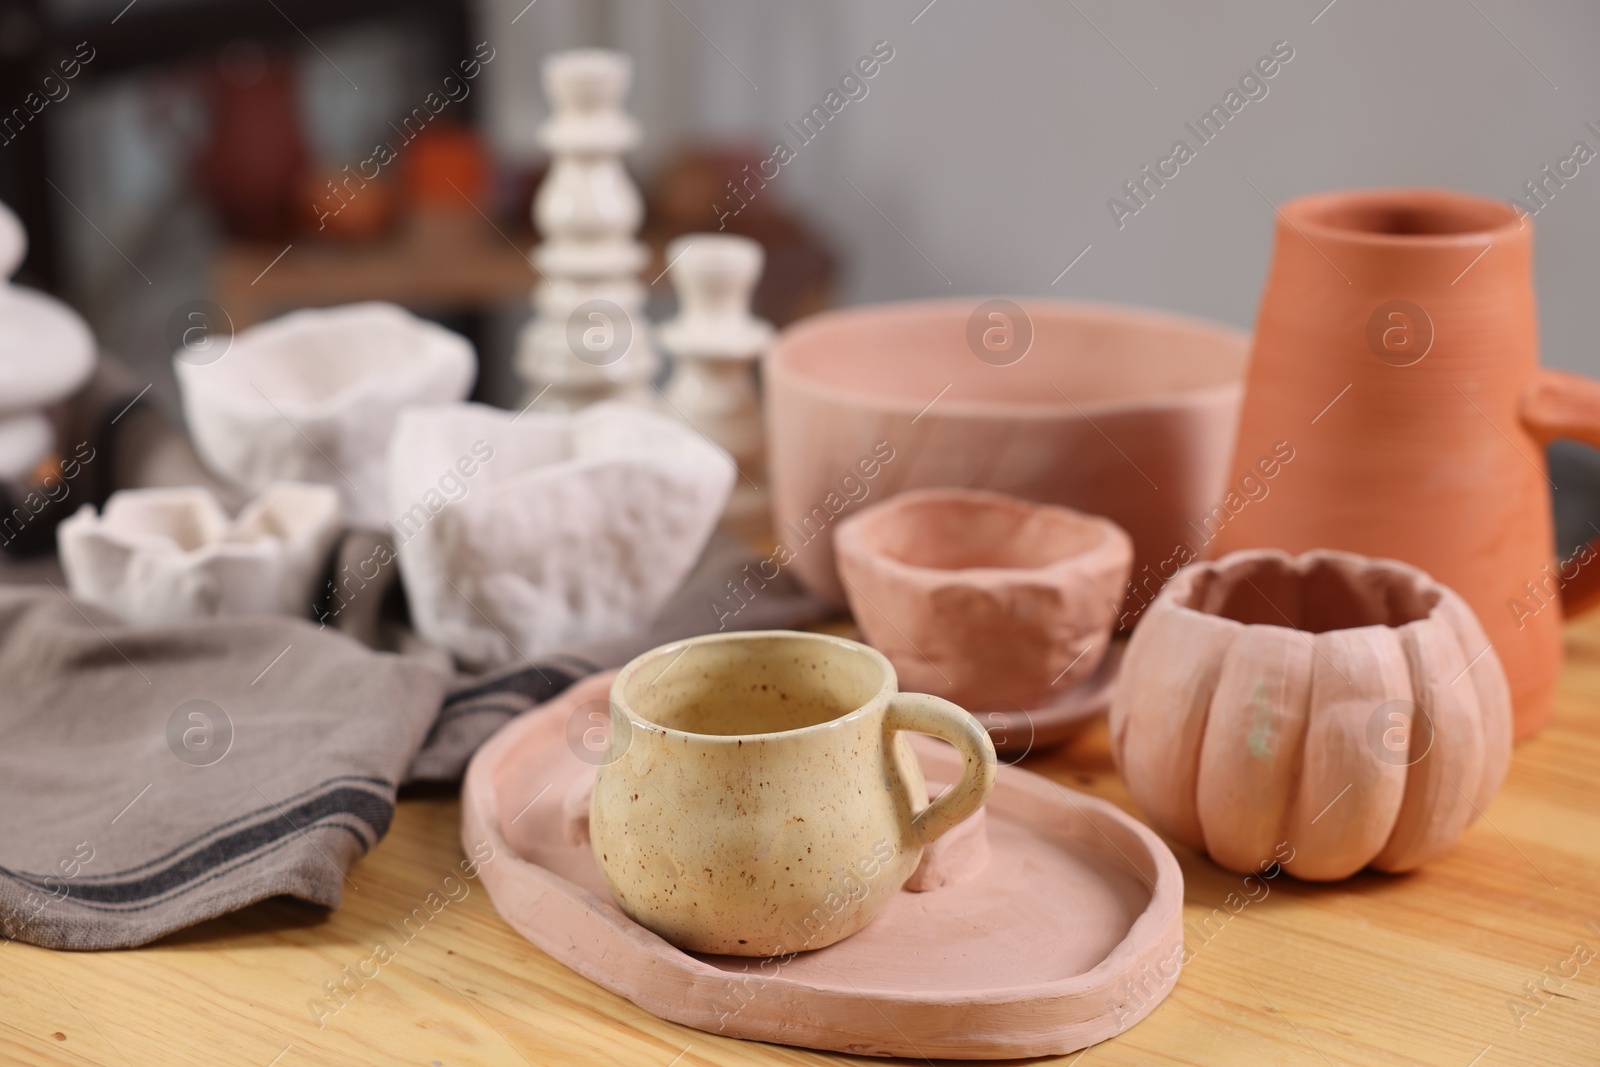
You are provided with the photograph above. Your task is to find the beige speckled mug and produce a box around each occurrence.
[591,630,996,956]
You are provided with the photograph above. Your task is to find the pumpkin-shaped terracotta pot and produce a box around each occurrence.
[1110,548,1512,880]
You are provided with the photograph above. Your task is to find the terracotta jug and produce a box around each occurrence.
[1212,188,1600,738]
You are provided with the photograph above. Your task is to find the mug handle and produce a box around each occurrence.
[1521,369,1600,616]
[883,692,997,849]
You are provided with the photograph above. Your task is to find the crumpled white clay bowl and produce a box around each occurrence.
[57,482,341,625]
[390,401,734,670]
[173,301,475,527]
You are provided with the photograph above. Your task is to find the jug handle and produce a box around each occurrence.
[1520,368,1600,616]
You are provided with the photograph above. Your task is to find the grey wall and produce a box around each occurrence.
[479,0,1600,374]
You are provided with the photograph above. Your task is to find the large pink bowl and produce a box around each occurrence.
[765,299,1250,608]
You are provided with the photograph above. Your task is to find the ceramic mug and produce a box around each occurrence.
[590,629,996,956]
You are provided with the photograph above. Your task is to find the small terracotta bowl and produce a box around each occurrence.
[835,488,1132,711]
[1110,548,1513,880]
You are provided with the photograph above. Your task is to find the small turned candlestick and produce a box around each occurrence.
[658,234,774,536]
[514,49,658,412]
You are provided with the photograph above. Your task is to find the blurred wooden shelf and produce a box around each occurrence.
[213,213,536,329]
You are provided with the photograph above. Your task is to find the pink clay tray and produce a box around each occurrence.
[980,641,1125,759]
[462,672,1185,1060]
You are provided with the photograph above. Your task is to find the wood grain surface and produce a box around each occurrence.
[4,619,1599,1066]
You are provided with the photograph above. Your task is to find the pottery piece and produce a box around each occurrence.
[466,671,1187,1058]
[592,630,996,955]
[0,199,23,278]
[57,483,341,625]
[977,641,1124,759]
[389,401,733,671]
[836,488,1132,713]
[0,200,96,481]
[0,287,97,417]
[514,49,659,410]
[0,414,53,484]
[1211,187,1600,739]
[173,301,475,528]
[765,299,1248,614]
[1109,548,1513,880]
[659,233,774,536]
[195,49,307,241]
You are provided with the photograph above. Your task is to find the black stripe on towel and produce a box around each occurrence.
[0,781,392,908]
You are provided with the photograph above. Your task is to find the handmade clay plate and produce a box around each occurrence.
[463,672,1184,1059]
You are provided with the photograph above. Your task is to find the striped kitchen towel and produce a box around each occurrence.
[0,532,830,948]
[0,587,447,950]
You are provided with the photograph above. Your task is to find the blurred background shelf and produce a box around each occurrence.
[213,218,535,331]
[6,0,1600,547]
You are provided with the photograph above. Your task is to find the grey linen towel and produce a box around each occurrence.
[0,588,446,950]
[0,359,832,948]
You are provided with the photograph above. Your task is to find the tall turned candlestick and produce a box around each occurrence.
[514,49,657,411]
[658,234,773,535]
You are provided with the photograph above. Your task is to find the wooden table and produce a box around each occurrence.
[5,619,1600,1066]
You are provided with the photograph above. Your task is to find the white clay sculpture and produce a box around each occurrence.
[0,200,96,482]
[173,302,475,527]
[388,401,733,670]
[57,482,341,625]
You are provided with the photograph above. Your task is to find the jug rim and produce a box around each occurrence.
[1277,187,1527,249]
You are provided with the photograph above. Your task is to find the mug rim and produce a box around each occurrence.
[609,629,899,743]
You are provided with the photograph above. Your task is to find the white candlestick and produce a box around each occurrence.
[658,234,773,531]
[514,50,658,411]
